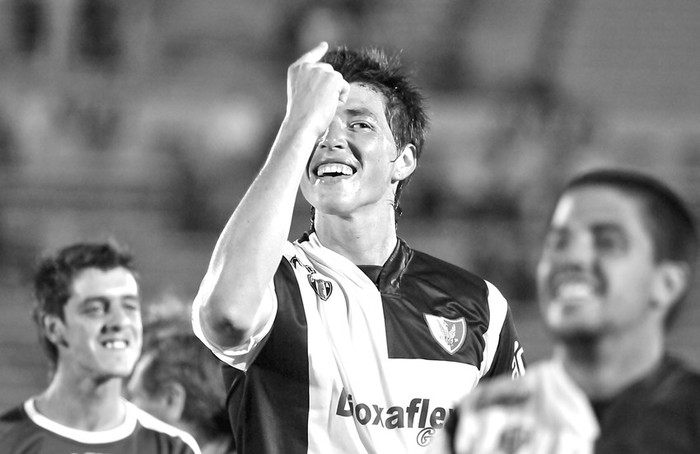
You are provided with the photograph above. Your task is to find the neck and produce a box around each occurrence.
[314,207,398,265]
[555,326,665,400]
[35,367,126,430]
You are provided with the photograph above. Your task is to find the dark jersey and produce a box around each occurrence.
[594,355,700,454]
[0,398,200,454]
[194,232,525,454]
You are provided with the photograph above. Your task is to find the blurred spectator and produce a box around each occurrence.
[0,241,200,453]
[127,298,235,454]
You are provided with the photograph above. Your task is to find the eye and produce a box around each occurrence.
[350,121,373,130]
[594,229,627,254]
[122,297,141,312]
[83,300,107,316]
[544,229,568,252]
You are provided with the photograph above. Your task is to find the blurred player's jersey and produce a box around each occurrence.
[194,231,524,454]
[431,360,598,454]
[433,355,700,454]
[593,355,700,454]
[0,398,200,454]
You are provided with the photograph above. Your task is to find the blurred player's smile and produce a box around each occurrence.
[101,338,130,349]
[548,270,604,303]
[554,281,596,301]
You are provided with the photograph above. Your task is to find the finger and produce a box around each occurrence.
[297,41,329,65]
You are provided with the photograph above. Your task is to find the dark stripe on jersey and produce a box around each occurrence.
[222,259,310,454]
[380,241,490,365]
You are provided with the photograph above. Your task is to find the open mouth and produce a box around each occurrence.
[553,281,597,300]
[549,270,601,302]
[314,163,356,178]
[102,340,129,349]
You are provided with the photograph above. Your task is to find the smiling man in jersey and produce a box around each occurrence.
[192,42,525,454]
[0,241,200,454]
[431,169,700,454]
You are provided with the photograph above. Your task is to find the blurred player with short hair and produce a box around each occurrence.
[431,168,700,454]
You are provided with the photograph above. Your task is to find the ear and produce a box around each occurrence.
[161,381,187,422]
[392,144,417,183]
[651,261,690,314]
[43,313,68,348]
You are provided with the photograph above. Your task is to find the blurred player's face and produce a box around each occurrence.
[301,83,415,219]
[537,186,662,341]
[51,267,142,380]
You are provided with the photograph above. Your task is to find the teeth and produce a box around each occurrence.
[103,340,128,349]
[555,282,595,300]
[316,163,353,177]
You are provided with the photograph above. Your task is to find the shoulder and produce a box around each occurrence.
[0,403,31,439]
[648,356,700,404]
[128,402,202,454]
[661,355,700,382]
[406,249,488,293]
[407,249,512,319]
[0,401,49,451]
[0,403,26,423]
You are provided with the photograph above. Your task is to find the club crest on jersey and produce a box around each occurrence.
[424,314,467,355]
[308,275,333,301]
[291,255,334,301]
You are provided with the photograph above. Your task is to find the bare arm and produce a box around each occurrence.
[195,42,349,348]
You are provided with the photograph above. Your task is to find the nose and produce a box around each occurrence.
[318,120,346,150]
[104,301,136,331]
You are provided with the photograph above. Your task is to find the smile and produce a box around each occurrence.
[553,281,596,300]
[315,163,356,177]
[102,340,129,349]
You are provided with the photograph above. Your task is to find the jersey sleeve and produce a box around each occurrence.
[480,281,526,380]
[192,266,279,371]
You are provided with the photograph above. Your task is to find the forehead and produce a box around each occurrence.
[343,83,389,119]
[70,267,139,299]
[551,186,646,231]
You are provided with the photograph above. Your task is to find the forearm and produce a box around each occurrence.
[196,125,316,348]
[195,41,346,348]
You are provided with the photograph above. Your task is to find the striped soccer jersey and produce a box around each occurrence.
[0,398,200,454]
[193,232,524,454]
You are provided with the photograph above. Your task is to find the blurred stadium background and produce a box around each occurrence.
[1,0,699,410]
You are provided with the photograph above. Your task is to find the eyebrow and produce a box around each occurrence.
[592,223,626,236]
[80,294,140,305]
[344,107,379,119]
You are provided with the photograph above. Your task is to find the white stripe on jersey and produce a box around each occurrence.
[23,398,201,453]
[479,281,509,379]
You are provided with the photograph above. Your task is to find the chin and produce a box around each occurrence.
[101,362,138,379]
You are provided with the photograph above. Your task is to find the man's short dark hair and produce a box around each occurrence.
[33,240,136,369]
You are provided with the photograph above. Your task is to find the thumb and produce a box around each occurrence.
[338,79,351,104]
